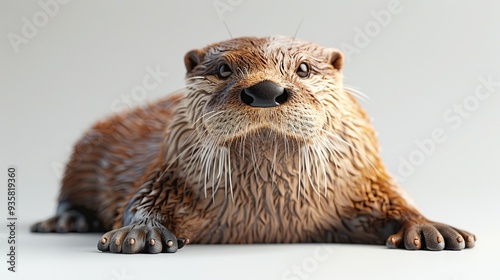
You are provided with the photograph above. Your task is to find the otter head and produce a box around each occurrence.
[183,36,346,147]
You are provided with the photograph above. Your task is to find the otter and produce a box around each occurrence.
[32,36,475,253]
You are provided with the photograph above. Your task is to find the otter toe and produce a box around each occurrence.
[386,228,404,249]
[157,224,178,253]
[32,210,93,233]
[387,221,474,251]
[122,226,147,254]
[97,229,119,252]
[452,227,476,249]
[55,210,89,233]
[420,224,445,251]
[146,227,163,254]
[404,226,422,250]
[31,217,58,232]
[433,224,466,250]
[97,222,187,254]
[109,227,132,253]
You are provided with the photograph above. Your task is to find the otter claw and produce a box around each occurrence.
[97,222,185,254]
[386,222,475,250]
[413,238,420,248]
[177,238,190,249]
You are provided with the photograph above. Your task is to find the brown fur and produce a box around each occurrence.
[33,36,475,251]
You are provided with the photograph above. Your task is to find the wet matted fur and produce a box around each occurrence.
[32,36,475,253]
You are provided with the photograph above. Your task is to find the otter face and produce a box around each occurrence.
[183,36,344,146]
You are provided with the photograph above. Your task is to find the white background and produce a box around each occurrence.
[1,0,499,279]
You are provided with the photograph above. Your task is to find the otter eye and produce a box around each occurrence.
[296,62,310,78]
[217,63,232,79]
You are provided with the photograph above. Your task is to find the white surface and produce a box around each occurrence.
[1,224,499,280]
[1,0,500,279]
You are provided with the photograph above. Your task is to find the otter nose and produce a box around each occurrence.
[240,81,288,107]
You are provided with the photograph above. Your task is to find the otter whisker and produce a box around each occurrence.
[185,75,207,82]
[218,15,233,39]
[185,127,213,169]
[224,147,229,199]
[308,139,325,199]
[180,110,226,148]
[309,143,326,198]
[344,84,371,103]
[208,134,224,199]
[250,141,259,187]
[289,11,307,49]
[303,145,320,198]
[166,107,219,174]
[197,137,217,198]
[196,141,209,198]
[280,121,290,159]
[193,110,225,128]
[163,130,211,177]
[310,140,323,195]
[322,129,379,175]
[271,131,278,189]
[297,147,302,199]
[216,128,235,199]
[204,138,215,199]
[213,146,224,198]
[237,67,245,77]
[227,146,234,202]
[316,132,348,183]
[241,121,250,160]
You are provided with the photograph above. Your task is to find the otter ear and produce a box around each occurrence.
[326,48,343,71]
[184,49,204,73]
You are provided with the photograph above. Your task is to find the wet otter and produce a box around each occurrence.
[32,36,475,253]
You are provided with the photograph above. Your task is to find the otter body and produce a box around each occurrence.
[32,36,475,252]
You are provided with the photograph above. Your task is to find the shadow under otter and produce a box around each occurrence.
[32,36,475,253]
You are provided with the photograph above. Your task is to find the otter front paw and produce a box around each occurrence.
[386,222,476,251]
[31,211,91,233]
[97,222,189,254]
